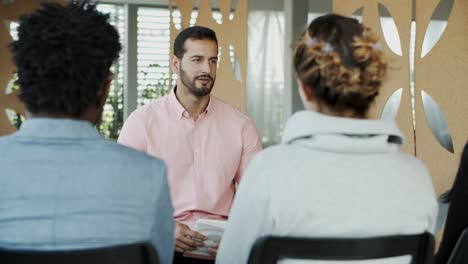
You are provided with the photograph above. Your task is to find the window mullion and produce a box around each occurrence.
[123,3,139,121]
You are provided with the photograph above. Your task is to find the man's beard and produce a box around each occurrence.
[179,66,215,97]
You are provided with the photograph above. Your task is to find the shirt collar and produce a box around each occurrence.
[281,111,404,145]
[15,118,102,140]
[168,86,215,119]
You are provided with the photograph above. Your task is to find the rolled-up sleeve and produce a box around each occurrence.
[234,119,262,183]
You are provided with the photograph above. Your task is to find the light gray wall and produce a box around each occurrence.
[249,0,283,11]
[248,0,332,115]
[249,0,331,13]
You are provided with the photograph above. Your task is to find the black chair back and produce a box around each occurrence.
[248,233,434,264]
[447,227,468,264]
[0,242,158,264]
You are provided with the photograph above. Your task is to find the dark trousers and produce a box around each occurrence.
[173,252,215,264]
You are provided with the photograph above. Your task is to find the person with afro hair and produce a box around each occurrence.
[0,1,174,263]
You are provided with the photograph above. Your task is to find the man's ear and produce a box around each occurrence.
[171,55,180,74]
[96,78,111,109]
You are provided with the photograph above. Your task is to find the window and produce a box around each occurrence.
[5,5,126,139]
[135,7,229,107]
[6,3,233,140]
[96,4,125,139]
[137,7,172,106]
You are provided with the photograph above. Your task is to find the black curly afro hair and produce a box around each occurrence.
[10,0,122,117]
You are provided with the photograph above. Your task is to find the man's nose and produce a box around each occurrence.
[201,61,211,74]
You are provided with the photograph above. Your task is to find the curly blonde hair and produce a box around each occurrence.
[293,14,387,117]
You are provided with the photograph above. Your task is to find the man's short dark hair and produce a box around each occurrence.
[10,0,122,117]
[173,26,218,59]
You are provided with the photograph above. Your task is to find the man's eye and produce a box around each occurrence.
[192,58,201,62]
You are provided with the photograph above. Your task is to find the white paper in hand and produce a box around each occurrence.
[183,219,227,259]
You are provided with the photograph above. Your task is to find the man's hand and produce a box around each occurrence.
[207,242,219,257]
[174,221,207,253]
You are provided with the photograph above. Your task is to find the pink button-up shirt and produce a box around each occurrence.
[118,89,262,227]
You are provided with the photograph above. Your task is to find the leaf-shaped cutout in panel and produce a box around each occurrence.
[215,0,235,22]
[170,5,182,30]
[230,0,238,20]
[190,10,198,27]
[421,0,454,58]
[381,88,402,119]
[3,20,18,40]
[218,45,223,69]
[378,3,403,56]
[229,44,241,81]
[212,11,222,25]
[5,109,24,130]
[421,90,454,153]
[5,75,16,94]
[351,7,363,22]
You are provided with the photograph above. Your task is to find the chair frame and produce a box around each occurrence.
[0,242,159,264]
[447,227,468,264]
[248,233,434,264]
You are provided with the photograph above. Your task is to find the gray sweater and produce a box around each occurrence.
[217,111,438,264]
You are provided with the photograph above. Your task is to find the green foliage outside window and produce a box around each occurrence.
[97,82,124,140]
[138,63,170,107]
[98,63,170,140]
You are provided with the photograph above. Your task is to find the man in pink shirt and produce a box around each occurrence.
[118,26,262,263]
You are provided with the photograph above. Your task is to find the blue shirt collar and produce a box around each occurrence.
[15,118,102,140]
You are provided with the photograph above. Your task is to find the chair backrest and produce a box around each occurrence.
[248,233,434,264]
[447,227,468,264]
[0,242,159,264]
